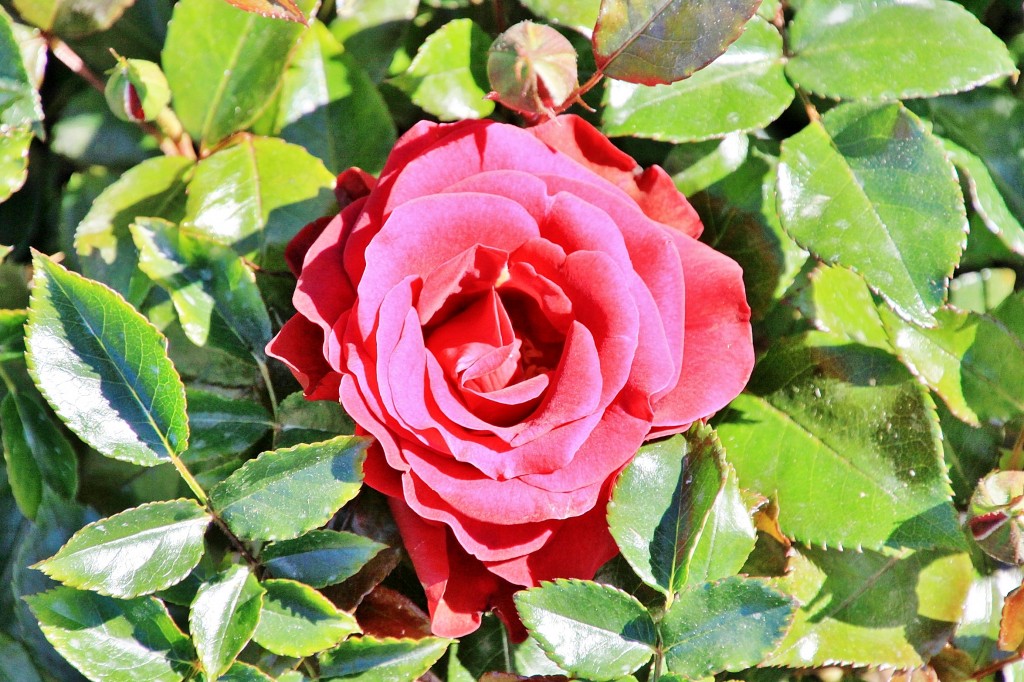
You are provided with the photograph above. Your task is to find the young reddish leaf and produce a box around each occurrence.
[592,0,760,85]
[355,586,432,640]
[219,0,307,23]
[999,582,1024,651]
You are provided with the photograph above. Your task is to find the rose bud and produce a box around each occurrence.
[487,21,578,118]
[268,116,754,638]
[104,57,171,123]
[969,470,1024,564]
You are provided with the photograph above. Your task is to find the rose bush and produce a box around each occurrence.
[267,115,755,638]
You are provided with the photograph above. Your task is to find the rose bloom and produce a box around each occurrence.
[268,115,754,638]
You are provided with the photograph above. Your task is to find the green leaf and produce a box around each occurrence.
[219,662,276,681]
[275,21,395,174]
[944,139,1024,257]
[276,391,355,448]
[514,579,656,680]
[765,546,972,667]
[601,17,792,142]
[0,308,26,350]
[329,0,418,83]
[689,143,807,322]
[660,577,795,678]
[715,334,961,551]
[183,388,271,463]
[880,306,1024,426]
[777,102,966,326]
[262,530,386,588]
[12,0,136,37]
[252,579,360,657]
[189,565,264,680]
[786,0,1018,101]
[210,435,368,541]
[521,0,599,32]
[685,460,758,587]
[926,90,1024,226]
[162,0,315,146]
[939,401,999,505]
[34,499,211,599]
[26,587,195,682]
[73,155,193,304]
[390,19,494,121]
[0,10,43,132]
[25,254,189,466]
[607,425,725,596]
[182,135,337,270]
[795,264,891,351]
[0,126,31,205]
[1,388,77,520]
[664,133,749,197]
[131,217,272,356]
[591,0,760,84]
[318,636,451,681]
[949,268,1017,314]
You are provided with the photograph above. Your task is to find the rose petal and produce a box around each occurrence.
[266,314,338,399]
[649,232,754,435]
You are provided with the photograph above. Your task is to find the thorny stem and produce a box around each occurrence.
[47,36,196,159]
[552,70,605,116]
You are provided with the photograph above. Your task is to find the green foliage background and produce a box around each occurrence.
[0,0,1022,679]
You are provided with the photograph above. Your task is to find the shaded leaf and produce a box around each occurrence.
[275,21,395,174]
[786,0,1017,101]
[182,135,336,270]
[355,586,432,641]
[766,546,972,667]
[34,499,211,599]
[715,334,961,551]
[949,268,1016,315]
[514,579,656,680]
[253,579,360,657]
[220,662,276,681]
[664,133,749,197]
[162,0,316,145]
[210,435,368,541]
[183,388,271,463]
[11,0,135,37]
[592,0,760,84]
[25,255,189,466]
[276,391,355,448]
[607,425,725,596]
[777,102,966,326]
[263,530,386,588]
[880,306,1024,426]
[0,632,44,682]
[131,217,272,356]
[50,88,159,169]
[661,577,795,677]
[73,155,192,304]
[602,17,792,142]
[190,565,264,680]
[329,0,418,83]
[796,264,891,351]
[0,8,44,132]
[26,587,195,682]
[944,138,1024,257]
[318,635,451,681]
[520,0,599,32]
[390,19,494,121]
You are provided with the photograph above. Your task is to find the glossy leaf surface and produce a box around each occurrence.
[35,499,210,599]
[592,0,761,84]
[716,334,960,551]
[27,587,194,682]
[766,547,972,667]
[190,565,264,680]
[210,435,368,541]
[778,103,966,326]
[318,636,451,681]
[607,425,725,595]
[252,579,360,657]
[182,135,336,270]
[602,17,792,142]
[162,0,315,145]
[661,577,795,677]
[11,0,135,37]
[515,579,656,680]
[132,217,272,356]
[262,530,386,588]
[26,255,189,466]
[786,0,1017,101]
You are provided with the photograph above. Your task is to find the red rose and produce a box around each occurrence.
[267,115,754,638]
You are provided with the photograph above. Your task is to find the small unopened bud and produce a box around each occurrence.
[487,21,578,118]
[105,57,171,123]
[969,470,1024,564]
